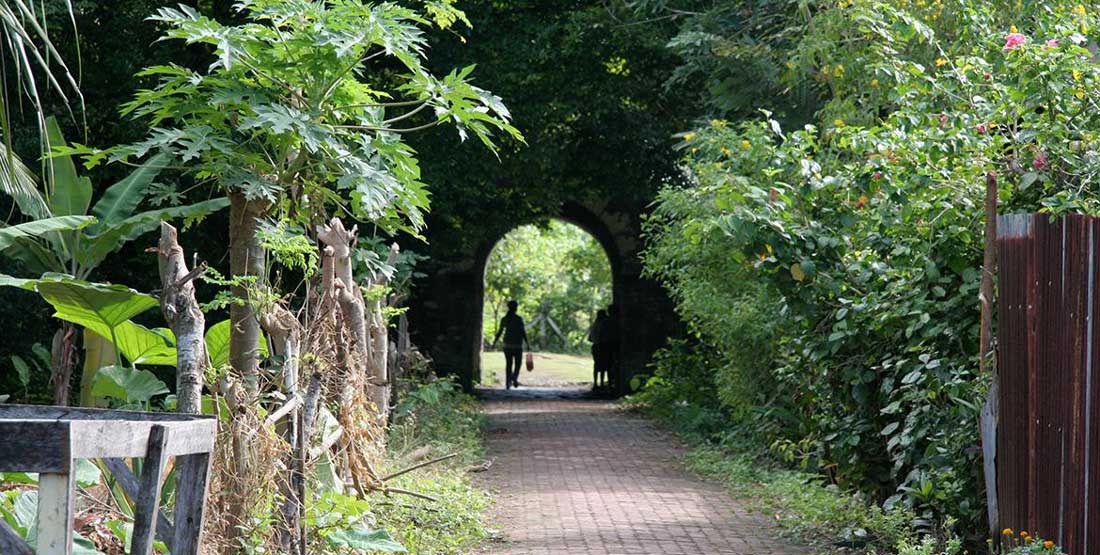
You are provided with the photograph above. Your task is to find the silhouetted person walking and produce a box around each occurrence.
[493,300,528,389]
[588,310,608,389]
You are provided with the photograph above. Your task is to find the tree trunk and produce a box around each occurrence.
[156,222,209,415]
[50,322,78,405]
[229,191,269,401]
[79,329,116,407]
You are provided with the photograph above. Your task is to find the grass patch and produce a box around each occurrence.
[481,350,592,386]
[683,446,916,553]
[378,379,492,554]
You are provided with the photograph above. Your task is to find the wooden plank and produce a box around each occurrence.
[171,453,212,555]
[0,405,212,422]
[131,426,169,555]
[69,420,215,459]
[0,518,33,555]
[35,472,74,555]
[0,422,70,473]
[100,459,175,546]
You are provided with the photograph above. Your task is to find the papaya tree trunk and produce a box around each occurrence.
[50,321,78,405]
[229,191,269,401]
[156,222,209,415]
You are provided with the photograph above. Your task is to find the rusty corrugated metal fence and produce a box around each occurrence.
[997,213,1100,555]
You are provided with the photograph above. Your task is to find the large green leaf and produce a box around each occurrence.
[112,321,176,366]
[44,116,93,218]
[4,275,160,334]
[77,197,229,271]
[325,527,406,552]
[205,319,268,368]
[91,152,170,225]
[0,215,95,251]
[91,365,169,405]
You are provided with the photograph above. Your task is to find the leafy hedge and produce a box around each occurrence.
[639,0,1100,538]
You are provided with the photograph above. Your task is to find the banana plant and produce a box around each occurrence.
[0,117,228,404]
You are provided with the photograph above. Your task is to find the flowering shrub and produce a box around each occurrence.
[642,0,1100,538]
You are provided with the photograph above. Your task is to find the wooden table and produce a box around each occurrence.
[0,405,217,555]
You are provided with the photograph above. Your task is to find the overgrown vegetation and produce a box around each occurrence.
[637,0,1100,547]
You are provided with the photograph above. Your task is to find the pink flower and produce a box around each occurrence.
[1004,33,1029,51]
[873,171,883,180]
[1044,39,1059,49]
[976,123,988,134]
[1033,152,1048,170]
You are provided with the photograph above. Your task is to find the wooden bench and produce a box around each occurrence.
[0,405,217,555]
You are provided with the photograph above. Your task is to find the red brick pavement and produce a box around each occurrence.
[476,391,808,555]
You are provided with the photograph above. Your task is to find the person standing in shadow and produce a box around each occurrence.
[588,310,608,389]
[603,304,621,391]
[493,300,529,389]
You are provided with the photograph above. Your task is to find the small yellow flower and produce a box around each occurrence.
[834,64,846,77]
[1073,69,1083,82]
[710,119,727,129]
[1074,4,1087,17]
[935,58,948,67]
[1010,25,1018,33]
[871,78,880,88]
[1026,537,1034,544]
[834,119,846,128]
[1020,531,1029,537]
[1077,88,1086,99]
[740,140,752,150]
[721,147,732,157]
[683,132,697,141]
[1003,528,1014,536]
[1044,541,1055,550]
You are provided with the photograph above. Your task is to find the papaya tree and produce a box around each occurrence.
[80,0,522,401]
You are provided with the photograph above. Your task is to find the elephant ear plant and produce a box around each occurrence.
[0,116,228,404]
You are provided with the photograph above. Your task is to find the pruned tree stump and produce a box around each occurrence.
[0,405,216,555]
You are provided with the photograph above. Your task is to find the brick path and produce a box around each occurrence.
[476,390,807,555]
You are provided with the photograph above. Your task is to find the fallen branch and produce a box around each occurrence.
[381,453,457,482]
[383,487,439,503]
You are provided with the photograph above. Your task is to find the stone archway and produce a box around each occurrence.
[406,199,679,395]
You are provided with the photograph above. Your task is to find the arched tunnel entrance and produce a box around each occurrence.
[406,200,680,396]
[478,218,614,389]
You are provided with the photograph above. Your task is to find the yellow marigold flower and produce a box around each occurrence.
[871,78,880,88]
[935,58,948,67]
[1044,541,1055,549]
[834,119,846,128]
[1003,528,1014,536]
[1073,69,1083,82]
[740,140,752,150]
[683,132,696,141]
[1020,531,1029,537]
